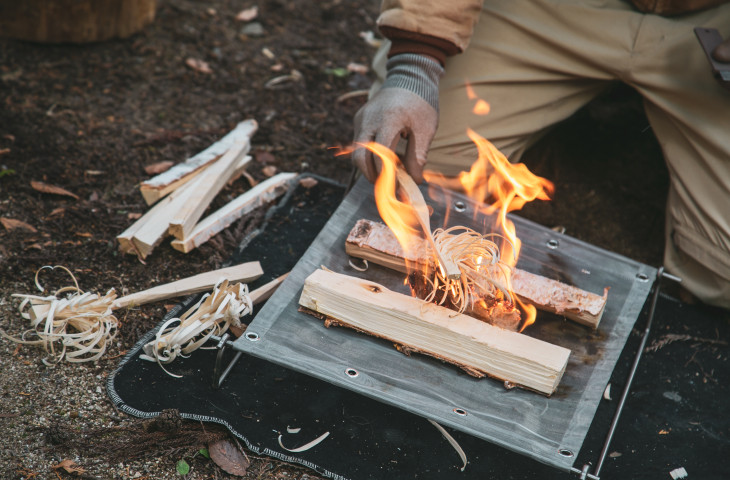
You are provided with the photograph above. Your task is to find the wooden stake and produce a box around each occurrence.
[139,119,258,205]
[299,269,570,395]
[170,172,295,253]
[112,261,263,308]
[346,219,608,329]
[28,262,264,321]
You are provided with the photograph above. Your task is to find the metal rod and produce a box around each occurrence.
[570,465,599,480]
[211,333,245,389]
[593,266,665,477]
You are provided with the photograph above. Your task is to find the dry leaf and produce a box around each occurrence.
[52,459,86,474]
[0,147,10,156]
[49,207,65,217]
[128,212,142,220]
[30,181,79,200]
[185,58,213,74]
[299,177,318,188]
[75,232,93,238]
[241,170,259,187]
[144,160,174,175]
[1,217,37,232]
[209,439,250,476]
[262,165,277,177]
[235,6,258,22]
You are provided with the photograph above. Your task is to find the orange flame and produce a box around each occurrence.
[466,83,491,116]
[460,129,553,330]
[362,142,424,264]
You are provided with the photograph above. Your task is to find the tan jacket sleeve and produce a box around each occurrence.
[377,0,483,64]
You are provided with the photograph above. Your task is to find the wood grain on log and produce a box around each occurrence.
[299,269,570,395]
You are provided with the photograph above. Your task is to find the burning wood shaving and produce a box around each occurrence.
[2,266,118,365]
[427,419,467,471]
[277,430,330,453]
[424,226,514,314]
[140,280,252,377]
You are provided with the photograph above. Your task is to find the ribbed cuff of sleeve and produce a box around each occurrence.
[381,53,444,112]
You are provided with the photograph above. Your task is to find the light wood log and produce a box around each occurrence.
[167,142,247,240]
[346,219,608,328]
[139,120,258,205]
[170,172,295,253]
[299,269,570,395]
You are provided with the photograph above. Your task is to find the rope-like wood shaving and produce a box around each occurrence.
[2,266,119,365]
[140,280,252,377]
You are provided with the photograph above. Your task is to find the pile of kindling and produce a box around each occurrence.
[117,119,295,259]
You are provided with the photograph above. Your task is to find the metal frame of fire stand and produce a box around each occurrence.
[205,176,680,480]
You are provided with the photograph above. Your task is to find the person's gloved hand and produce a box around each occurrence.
[352,53,444,183]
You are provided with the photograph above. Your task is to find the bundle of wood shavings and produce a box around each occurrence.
[2,266,119,365]
[140,280,252,377]
[427,226,514,313]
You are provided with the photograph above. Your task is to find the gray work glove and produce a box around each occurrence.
[352,53,444,183]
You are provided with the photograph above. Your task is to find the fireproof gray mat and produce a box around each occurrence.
[232,177,655,471]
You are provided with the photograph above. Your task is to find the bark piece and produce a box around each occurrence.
[139,119,257,205]
[299,269,570,395]
[346,219,608,329]
[170,172,295,253]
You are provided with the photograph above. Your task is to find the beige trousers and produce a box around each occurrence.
[373,0,730,307]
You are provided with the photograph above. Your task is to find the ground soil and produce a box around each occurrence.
[0,1,670,479]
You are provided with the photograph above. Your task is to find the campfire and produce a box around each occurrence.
[365,128,554,332]
[298,125,609,395]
